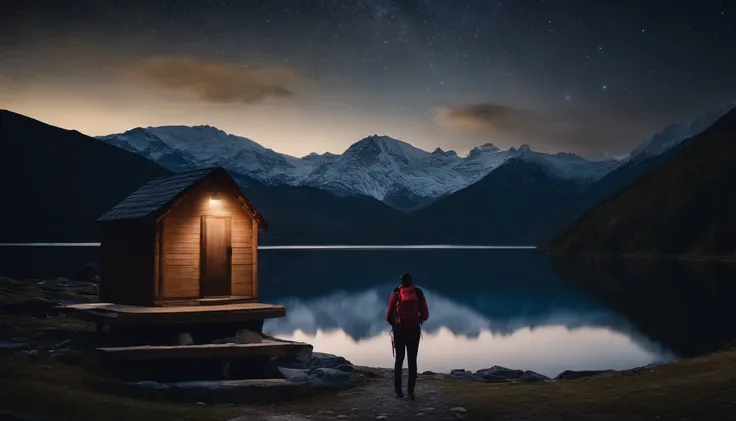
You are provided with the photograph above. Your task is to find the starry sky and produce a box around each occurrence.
[1,0,735,158]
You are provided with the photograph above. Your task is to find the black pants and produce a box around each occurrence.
[393,326,421,394]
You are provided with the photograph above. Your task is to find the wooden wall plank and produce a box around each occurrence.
[159,176,256,301]
[231,264,253,296]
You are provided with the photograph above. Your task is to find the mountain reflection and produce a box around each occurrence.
[264,286,630,341]
[4,246,732,376]
[262,286,677,376]
[552,255,736,358]
[259,249,643,343]
[257,249,735,374]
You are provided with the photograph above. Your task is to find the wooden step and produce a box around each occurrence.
[58,301,286,326]
[96,340,313,361]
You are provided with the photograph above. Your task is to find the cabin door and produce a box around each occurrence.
[200,216,232,297]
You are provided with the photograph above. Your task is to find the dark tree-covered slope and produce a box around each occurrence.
[549,108,736,257]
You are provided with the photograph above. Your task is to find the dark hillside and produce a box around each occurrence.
[0,110,171,242]
[550,109,736,257]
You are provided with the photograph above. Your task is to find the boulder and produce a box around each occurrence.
[0,341,31,353]
[277,366,357,390]
[520,370,550,382]
[278,367,309,384]
[228,416,312,421]
[475,365,523,380]
[235,329,263,344]
[450,369,476,381]
[4,298,59,317]
[54,339,73,349]
[309,352,352,369]
[305,367,358,390]
[50,349,85,365]
[0,410,40,420]
[76,283,99,296]
[555,369,613,380]
[334,364,356,373]
[18,350,40,360]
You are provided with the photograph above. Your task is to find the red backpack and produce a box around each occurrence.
[394,286,423,328]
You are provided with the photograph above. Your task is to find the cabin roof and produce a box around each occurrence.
[96,167,267,228]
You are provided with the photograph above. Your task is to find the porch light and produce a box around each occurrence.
[209,192,221,205]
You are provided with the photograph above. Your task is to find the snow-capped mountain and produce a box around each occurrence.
[99,128,617,210]
[99,125,313,184]
[629,103,735,162]
[299,135,470,209]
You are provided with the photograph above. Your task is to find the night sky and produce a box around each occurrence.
[1,0,735,157]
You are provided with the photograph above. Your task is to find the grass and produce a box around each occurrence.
[439,350,736,420]
[2,347,735,420]
[0,357,242,421]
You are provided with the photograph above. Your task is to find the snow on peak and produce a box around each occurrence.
[432,147,459,157]
[351,135,431,161]
[302,151,340,164]
[99,125,311,184]
[100,126,625,209]
[630,103,736,161]
[479,143,500,151]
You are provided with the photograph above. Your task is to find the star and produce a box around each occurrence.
[602,84,608,90]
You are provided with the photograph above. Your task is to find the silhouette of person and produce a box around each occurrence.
[386,272,429,400]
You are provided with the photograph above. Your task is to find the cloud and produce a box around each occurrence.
[435,103,535,133]
[128,56,303,104]
[434,102,654,156]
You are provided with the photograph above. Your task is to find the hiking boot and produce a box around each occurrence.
[395,391,404,399]
[407,393,416,401]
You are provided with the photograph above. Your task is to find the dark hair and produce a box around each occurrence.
[400,272,413,286]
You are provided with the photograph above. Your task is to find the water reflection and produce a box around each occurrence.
[552,256,736,358]
[265,286,628,340]
[279,326,667,378]
[2,246,733,377]
[263,286,675,377]
[258,249,688,376]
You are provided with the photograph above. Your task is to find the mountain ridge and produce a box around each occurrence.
[99,128,620,210]
[4,104,734,247]
[0,110,172,242]
[549,108,736,257]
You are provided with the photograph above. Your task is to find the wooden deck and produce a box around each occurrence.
[58,302,286,326]
[96,339,313,361]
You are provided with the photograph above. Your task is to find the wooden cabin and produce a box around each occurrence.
[96,167,267,307]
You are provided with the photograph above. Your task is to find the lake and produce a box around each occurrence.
[2,245,735,378]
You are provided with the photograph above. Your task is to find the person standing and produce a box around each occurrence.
[386,272,429,400]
